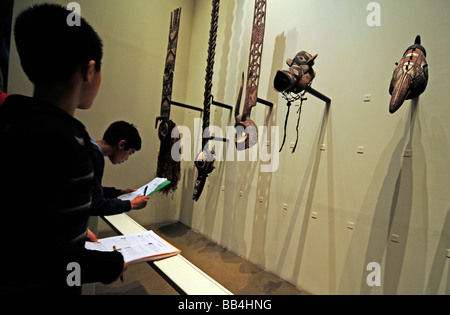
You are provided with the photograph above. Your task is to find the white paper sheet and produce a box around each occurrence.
[85,230,180,264]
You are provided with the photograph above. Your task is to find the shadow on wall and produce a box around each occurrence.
[274,101,332,281]
[381,99,421,294]
[247,30,284,267]
[338,98,428,294]
[424,116,450,295]
[425,206,450,295]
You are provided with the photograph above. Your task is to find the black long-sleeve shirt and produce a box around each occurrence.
[90,139,132,216]
[0,95,124,295]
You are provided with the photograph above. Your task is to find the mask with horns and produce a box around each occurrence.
[389,35,429,114]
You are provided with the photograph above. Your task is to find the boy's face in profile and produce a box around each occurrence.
[109,142,136,165]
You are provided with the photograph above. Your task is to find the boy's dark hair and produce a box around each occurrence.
[14,3,103,85]
[103,121,142,151]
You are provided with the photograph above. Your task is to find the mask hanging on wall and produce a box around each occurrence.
[389,35,428,114]
[192,0,220,202]
[274,51,318,152]
[155,8,182,194]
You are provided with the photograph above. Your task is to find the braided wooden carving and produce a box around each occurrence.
[193,0,220,201]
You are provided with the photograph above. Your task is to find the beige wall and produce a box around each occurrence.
[8,0,450,295]
[180,0,450,295]
[9,0,195,225]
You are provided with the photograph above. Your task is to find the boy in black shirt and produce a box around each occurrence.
[91,121,149,217]
[0,4,125,294]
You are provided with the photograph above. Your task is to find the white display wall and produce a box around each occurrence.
[180,0,450,295]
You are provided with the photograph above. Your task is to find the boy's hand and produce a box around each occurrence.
[120,188,136,194]
[130,195,149,210]
[86,229,98,242]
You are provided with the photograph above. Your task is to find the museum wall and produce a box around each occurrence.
[178,0,450,295]
[8,0,195,225]
[7,0,449,295]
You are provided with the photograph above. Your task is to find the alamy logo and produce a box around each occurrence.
[366,262,381,287]
[66,262,81,287]
[67,2,81,26]
[366,2,381,27]
[171,118,280,173]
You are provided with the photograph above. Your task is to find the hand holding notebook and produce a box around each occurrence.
[118,177,170,201]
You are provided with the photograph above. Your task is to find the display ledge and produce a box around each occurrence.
[101,213,233,295]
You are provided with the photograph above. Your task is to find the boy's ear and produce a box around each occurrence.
[83,60,97,82]
[118,140,127,150]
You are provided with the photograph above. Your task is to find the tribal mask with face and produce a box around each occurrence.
[274,51,318,153]
[274,51,318,95]
[389,35,428,114]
